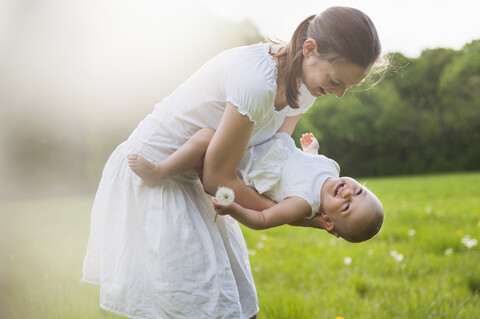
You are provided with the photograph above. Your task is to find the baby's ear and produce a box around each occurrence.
[321,214,334,231]
[322,214,340,238]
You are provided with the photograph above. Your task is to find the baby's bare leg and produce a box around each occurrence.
[128,128,215,185]
[127,153,162,186]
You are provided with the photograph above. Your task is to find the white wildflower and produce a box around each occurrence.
[368,249,374,256]
[343,256,352,265]
[425,205,431,214]
[461,235,478,249]
[444,248,453,256]
[260,234,268,241]
[248,249,256,256]
[256,242,264,249]
[215,187,235,206]
[390,250,404,262]
[408,229,416,236]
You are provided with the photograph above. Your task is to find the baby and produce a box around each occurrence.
[128,129,383,243]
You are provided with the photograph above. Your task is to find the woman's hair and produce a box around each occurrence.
[274,6,383,109]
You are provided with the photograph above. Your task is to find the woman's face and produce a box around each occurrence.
[301,38,372,98]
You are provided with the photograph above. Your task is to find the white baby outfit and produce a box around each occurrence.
[238,133,340,218]
[82,43,315,319]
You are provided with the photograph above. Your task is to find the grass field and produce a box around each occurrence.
[1,172,479,318]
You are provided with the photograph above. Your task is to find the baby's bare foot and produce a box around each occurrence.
[127,153,164,186]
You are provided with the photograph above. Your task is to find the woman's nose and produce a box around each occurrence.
[335,87,347,99]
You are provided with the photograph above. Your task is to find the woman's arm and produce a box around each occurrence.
[203,103,276,211]
[276,114,302,135]
[213,196,312,230]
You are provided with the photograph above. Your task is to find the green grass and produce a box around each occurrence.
[0,196,118,319]
[1,173,479,318]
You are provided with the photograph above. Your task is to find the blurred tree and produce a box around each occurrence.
[438,40,480,170]
[0,2,265,199]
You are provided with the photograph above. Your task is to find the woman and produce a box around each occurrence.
[83,6,383,319]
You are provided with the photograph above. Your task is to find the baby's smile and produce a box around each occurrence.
[334,182,345,197]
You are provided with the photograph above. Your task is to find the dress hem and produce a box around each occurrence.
[98,302,259,319]
[84,278,259,319]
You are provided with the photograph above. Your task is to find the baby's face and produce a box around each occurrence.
[321,177,382,238]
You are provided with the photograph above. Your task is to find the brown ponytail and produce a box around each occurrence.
[276,14,315,109]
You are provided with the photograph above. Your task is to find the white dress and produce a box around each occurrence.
[82,43,315,319]
[238,133,340,217]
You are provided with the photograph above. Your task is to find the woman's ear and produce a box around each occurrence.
[303,38,318,57]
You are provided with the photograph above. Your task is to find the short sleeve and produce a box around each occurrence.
[223,50,277,124]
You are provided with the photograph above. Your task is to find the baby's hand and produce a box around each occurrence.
[212,197,235,216]
[300,133,320,154]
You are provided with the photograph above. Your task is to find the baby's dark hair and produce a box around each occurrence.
[343,211,384,243]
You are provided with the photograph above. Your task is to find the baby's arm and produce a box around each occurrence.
[300,133,320,155]
[212,196,311,230]
[288,215,327,229]
[128,128,215,186]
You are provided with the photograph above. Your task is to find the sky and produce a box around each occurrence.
[1,0,479,58]
[201,0,480,57]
